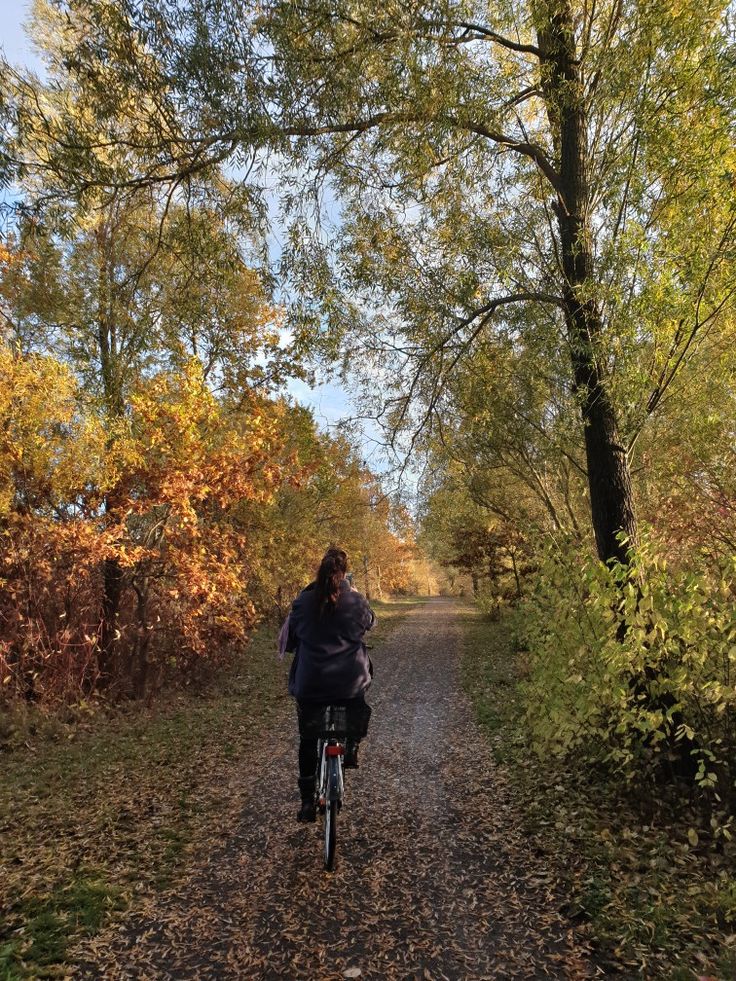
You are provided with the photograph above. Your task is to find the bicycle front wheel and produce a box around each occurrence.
[324,799,337,871]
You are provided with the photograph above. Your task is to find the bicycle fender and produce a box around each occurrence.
[327,756,342,802]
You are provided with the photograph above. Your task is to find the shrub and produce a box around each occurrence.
[520,534,736,811]
[0,352,289,702]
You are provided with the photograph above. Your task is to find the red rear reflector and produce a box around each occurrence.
[326,745,344,756]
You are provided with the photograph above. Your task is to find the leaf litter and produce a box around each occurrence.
[71,598,597,979]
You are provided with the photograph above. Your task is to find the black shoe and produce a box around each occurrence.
[344,740,359,769]
[297,800,316,823]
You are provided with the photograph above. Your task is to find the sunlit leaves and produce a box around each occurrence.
[520,532,736,810]
[0,346,289,698]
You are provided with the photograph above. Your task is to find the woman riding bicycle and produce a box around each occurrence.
[284,547,374,823]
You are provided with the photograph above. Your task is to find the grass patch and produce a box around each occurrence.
[459,605,522,761]
[459,604,736,981]
[0,597,420,979]
[6,873,125,975]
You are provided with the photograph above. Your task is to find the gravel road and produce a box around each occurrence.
[75,598,598,980]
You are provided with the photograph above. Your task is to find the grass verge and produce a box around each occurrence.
[0,596,421,979]
[459,604,736,981]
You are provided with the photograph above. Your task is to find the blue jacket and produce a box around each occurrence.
[287,580,374,701]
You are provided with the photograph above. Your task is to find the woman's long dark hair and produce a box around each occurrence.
[315,547,348,616]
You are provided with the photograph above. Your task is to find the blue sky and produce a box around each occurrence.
[1,0,373,446]
[2,0,40,71]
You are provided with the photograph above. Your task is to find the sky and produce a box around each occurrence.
[0,0,371,446]
[2,1,40,72]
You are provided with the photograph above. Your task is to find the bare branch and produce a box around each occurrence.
[452,21,542,57]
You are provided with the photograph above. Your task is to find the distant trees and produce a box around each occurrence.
[419,480,532,607]
[231,419,422,615]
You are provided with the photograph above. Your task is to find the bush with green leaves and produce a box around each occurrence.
[520,535,736,813]
[475,582,511,621]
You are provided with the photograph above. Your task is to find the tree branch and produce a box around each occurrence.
[452,22,542,57]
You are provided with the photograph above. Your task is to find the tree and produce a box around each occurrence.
[1,178,290,678]
[0,346,301,701]
[1,202,282,403]
[420,479,531,601]
[4,0,735,567]
[235,412,417,611]
[0,1,431,706]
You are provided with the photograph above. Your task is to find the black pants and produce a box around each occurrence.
[296,696,371,780]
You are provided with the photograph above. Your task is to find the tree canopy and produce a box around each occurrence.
[4,0,735,564]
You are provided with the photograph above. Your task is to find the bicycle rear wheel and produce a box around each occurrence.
[324,798,337,870]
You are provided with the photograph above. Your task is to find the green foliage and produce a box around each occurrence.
[462,604,736,978]
[420,479,534,602]
[521,535,736,806]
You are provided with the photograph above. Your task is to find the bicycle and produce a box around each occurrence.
[316,704,347,871]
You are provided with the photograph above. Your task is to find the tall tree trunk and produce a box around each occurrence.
[538,3,637,565]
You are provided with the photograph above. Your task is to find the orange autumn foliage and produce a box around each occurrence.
[0,349,299,701]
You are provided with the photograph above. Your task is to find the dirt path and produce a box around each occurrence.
[74,599,597,980]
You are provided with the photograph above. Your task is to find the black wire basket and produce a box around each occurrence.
[320,705,348,737]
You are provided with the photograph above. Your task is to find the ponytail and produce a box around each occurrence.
[315,547,348,616]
